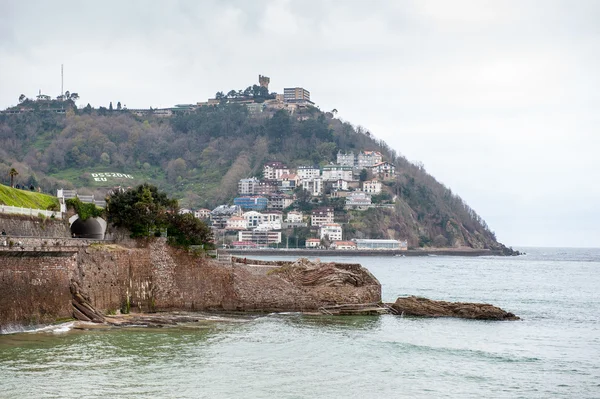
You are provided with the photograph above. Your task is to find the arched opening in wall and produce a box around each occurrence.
[69,216,107,239]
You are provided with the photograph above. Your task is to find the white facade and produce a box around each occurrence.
[243,211,265,228]
[357,151,383,169]
[302,178,323,196]
[370,162,396,180]
[336,151,355,167]
[362,179,382,194]
[285,211,303,223]
[263,162,289,180]
[331,241,357,250]
[226,216,248,230]
[346,192,372,208]
[194,208,211,219]
[238,230,282,245]
[297,166,320,181]
[320,223,343,241]
[322,165,353,181]
[238,177,259,195]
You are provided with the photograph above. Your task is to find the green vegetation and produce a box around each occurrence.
[0,100,509,250]
[106,184,213,248]
[0,183,59,209]
[65,198,103,221]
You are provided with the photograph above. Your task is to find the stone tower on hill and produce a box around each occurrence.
[259,75,270,90]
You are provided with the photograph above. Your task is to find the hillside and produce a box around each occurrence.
[0,103,513,252]
[0,183,59,210]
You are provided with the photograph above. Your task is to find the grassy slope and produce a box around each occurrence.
[0,184,59,209]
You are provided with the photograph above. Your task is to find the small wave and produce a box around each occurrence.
[0,321,75,335]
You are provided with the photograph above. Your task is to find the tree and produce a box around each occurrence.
[65,91,71,100]
[117,101,122,110]
[70,92,79,102]
[18,94,26,103]
[167,213,214,248]
[215,91,224,100]
[9,168,18,188]
[83,103,93,114]
[106,184,177,237]
[359,168,368,182]
[109,102,113,111]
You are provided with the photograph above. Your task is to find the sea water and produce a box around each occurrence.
[1,247,599,398]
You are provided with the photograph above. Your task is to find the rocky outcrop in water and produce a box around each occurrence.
[391,296,519,320]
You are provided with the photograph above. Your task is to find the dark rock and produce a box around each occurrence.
[390,296,519,320]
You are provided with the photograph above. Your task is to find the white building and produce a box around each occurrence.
[179,208,192,215]
[345,192,372,209]
[285,211,303,223]
[238,230,282,245]
[357,151,383,169]
[369,162,396,180]
[194,208,211,219]
[226,216,248,230]
[305,238,321,248]
[322,165,353,181]
[263,162,289,180]
[238,177,260,195]
[336,151,355,167]
[297,166,320,181]
[311,207,334,227]
[354,239,407,250]
[362,179,382,194]
[302,178,324,196]
[331,241,357,250]
[320,223,343,241]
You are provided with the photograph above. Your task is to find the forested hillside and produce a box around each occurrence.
[0,104,513,251]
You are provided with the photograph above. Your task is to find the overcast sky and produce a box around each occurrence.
[1,0,599,248]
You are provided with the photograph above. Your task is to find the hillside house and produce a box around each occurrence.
[277,173,299,191]
[362,179,382,194]
[311,207,334,227]
[210,205,242,229]
[297,166,320,181]
[263,162,290,180]
[301,178,324,196]
[234,196,268,211]
[345,192,372,210]
[226,216,248,230]
[238,177,260,195]
[320,223,343,241]
[255,180,279,196]
[322,165,353,182]
[369,162,396,180]
[357,151,383,169]
[336,151,356,167]
[268,193,294,210]
[285,210,303,223]
[194,208,211,219]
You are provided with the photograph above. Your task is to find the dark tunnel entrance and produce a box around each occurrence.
[70,216,106,239]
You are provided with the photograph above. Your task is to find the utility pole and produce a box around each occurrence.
[286,236,289,249]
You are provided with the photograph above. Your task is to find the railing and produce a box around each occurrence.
[0,205,62,219]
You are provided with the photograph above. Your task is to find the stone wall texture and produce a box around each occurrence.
[0,214,71,238]
[0,239,381,329]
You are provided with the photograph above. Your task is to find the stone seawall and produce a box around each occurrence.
[0,239,381,328]
[0,251,78,326]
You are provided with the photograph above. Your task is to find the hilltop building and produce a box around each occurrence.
[284,87,312,104]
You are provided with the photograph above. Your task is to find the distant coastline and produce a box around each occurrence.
[223,248,505,257]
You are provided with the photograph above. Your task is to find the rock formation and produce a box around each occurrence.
[390,296,519,320]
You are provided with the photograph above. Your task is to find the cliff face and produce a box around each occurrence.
[0,239,381,328]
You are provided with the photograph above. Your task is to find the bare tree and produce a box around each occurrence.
[9,168,18,188]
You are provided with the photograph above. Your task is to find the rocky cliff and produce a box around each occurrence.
[0,239,381,329]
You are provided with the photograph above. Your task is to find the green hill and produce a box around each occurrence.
[0,102,513,252]
[0,184,59,209]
